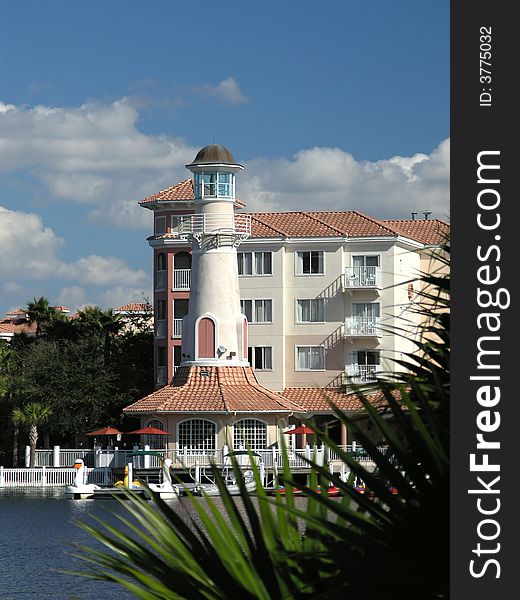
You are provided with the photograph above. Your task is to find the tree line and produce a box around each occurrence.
[0,297,154,466]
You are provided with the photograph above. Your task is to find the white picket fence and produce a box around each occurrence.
[0,466,113,488]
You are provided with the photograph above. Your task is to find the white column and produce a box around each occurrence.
[144,445,151,469]
[53,445,60,467]
[0,466,4,487]
[25,446,30,467]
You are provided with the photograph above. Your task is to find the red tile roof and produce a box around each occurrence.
[282,387,398,412]
[139,179,195,205]
[124,365,305,414]
[139,179,245,207]
[114,303,153,313]
[382,219,450,245]
[0,321,36,335]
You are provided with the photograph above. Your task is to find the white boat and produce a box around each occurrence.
[64,459,101,499]
[147,458,180,500]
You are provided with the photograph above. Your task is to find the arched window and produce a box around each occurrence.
[157,253,166,271]
[156,253,166,290]
[174,251,191,270]
[233,419,267,451]
[197,317,215,358]
[178,419,216,452]
[143,419,165,449]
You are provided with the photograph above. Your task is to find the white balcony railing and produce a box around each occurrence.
[155,270,166,290]
[177,214,251,237]
[155,319,166,338]
[344,266,381,289]
[345,316,381,337]
[345,364,379,383]
[173,269,191,289]
[172,319,183,338]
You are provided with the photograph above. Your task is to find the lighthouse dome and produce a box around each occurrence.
[191,144,236,165]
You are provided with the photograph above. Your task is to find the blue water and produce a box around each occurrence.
[0,489,140,600]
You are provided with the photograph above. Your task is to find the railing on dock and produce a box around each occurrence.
[0,466,113,488]
[0,444,391,488]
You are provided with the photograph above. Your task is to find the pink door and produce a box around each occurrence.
[198,317,215,358]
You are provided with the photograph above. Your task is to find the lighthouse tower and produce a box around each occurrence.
[180,144,250,366]
[123,144,302,450]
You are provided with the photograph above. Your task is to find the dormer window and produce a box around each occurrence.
[194,172,233,199]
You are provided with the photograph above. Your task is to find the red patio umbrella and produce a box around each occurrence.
[85,426,124,436]
[283,425,316,435]
[127,426,171,435]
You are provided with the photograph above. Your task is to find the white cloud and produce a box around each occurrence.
[239,138,450,220]
[56,286,88,312]
[2,281,24,294]
[0,206,148,288]
[192,77,249,105]
[97,286,152,310]
[70,255,148,287]
[0,206,65,278]
[0,98,448,228]
[0,98,197,227]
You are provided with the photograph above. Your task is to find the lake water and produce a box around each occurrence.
[0,488,138,600]
[0,488,314,599]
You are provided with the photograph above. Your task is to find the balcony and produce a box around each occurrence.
[177,214,251,243]
[345,364,379,384]
[172,318,183,338]
[344,316,382,338]
[173,268,191,290]
[343,266,382,292]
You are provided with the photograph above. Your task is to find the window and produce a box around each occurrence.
[194,172,233,198]
[296,251,324,275]
[233,419,267,450]
[296,346,325,370]
[248,346,273,370]
[155,216,166,235]
[157,300,166,320]
[296,298,325,323]
[156,347,167,386]
[238,251,272,275]
[354,350,380,366]
[178,419,216,452]
[351,350,380,382]
[352,255,380,268]
[156,253,166,290]
[352,303,380,319]
[240,299,273,323]
[156,300,167,338]
[157,253,166,271]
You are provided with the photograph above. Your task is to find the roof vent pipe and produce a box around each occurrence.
[423,211,431,220]
[411,212,417,220]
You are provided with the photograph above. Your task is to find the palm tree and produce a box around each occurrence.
[72,244,450,599]
[12,402,52,467]
[26,296,57,337]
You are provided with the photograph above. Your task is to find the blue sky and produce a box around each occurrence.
[0,0,449,317]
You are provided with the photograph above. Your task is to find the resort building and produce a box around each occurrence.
[123,144,449,453]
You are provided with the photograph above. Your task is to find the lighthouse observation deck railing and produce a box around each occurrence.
[177,214,252,237]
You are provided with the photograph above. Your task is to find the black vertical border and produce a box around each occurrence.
[451,1,516,597]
